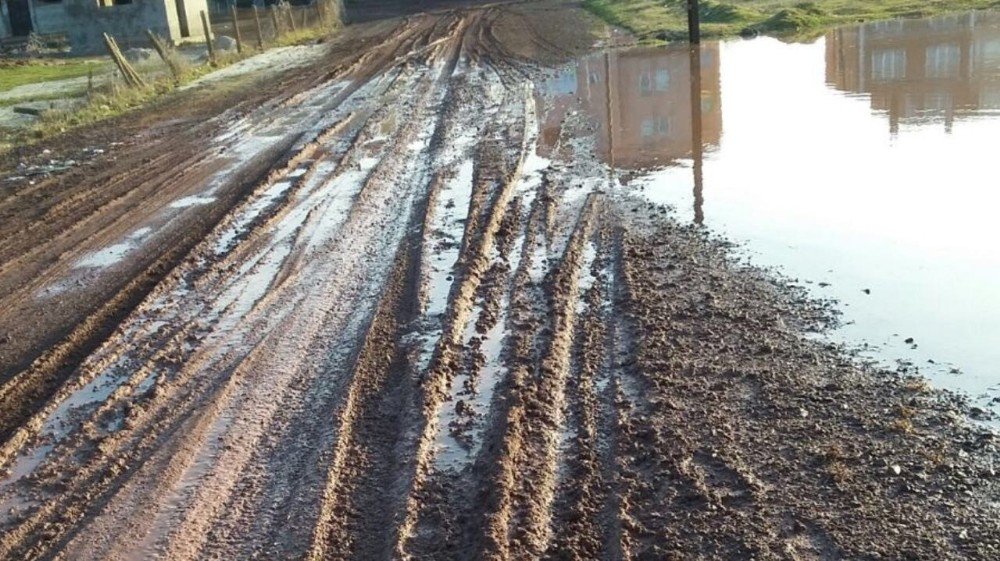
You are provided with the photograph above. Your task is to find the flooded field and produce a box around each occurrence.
[545,10,1000,406]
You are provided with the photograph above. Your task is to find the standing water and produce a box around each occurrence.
[541,11,1000,407]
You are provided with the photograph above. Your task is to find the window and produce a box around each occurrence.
[640,69,671,96]
[640,72,653,95]
[655,69,670,91]
[871,48,906,81]
[925,43,960,78]
[641,116,669,138]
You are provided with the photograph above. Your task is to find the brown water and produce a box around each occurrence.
[541,11,1000,406]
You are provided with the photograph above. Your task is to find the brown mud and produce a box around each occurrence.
[0,1,997,560]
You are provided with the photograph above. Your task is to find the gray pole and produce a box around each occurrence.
[230,5,243,54]
[201,10,215,65]
[253,6,264,49]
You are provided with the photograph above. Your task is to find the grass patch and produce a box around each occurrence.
[0,59,108,92]
[274,26,332,48]
[0,89,88,108]
[0,25,337,154]
[584,0,1000,42]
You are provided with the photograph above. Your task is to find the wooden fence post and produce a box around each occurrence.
[270,5,282,40]
[333,0,343,27]
[253,5,265,49]
[145,28,182,80]
[201,10,216,65]
[230,6,244,54]
[102,33,146,88]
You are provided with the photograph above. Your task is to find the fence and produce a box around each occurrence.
[209,0,341,47]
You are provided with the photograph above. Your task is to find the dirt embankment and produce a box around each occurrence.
[0,2,997,560]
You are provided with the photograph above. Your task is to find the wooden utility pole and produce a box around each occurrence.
[687,0,701,43]
[230,5,243,54]
[201,10,215,65]
[253,5,265,49]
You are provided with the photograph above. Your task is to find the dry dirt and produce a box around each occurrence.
[0,1,997,560]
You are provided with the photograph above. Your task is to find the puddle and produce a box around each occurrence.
[541,11,1000,405]
[425,159,475,318]
[170,195,217,209]
[576,242,599,314]
[75,227,155,269]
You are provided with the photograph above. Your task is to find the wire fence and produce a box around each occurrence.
[209,0,342,47]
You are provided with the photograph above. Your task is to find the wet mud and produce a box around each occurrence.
[0,2,997,560]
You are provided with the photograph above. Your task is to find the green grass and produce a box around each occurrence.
[583,0,1000,42]
[0,60,108,92]
[273,26,333,48]
[0,24,339,154]
[0,89,88,108]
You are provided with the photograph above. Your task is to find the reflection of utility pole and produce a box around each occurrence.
[605,50,616,189]
[889,90,900,137]
[689,45,705,225]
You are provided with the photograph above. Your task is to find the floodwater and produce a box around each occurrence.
[542,11,1000,405]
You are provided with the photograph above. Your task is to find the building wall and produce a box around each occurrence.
[23,0,210,54]
[55,0,171,54]
[1,1,12,38]
[825,11,1000,129]
[539,46,723,170]
[161,0,211,46]
[32,0,73,34]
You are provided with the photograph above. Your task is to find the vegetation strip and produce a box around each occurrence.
[583,0,1000,41]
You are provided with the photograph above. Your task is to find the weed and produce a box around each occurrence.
[0,59,108,92]
[826,459,853,484]
[820,444,853,485]
[902,378,932,394]
[891,417,915,434]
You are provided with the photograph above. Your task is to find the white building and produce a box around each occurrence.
[1,0,211,54]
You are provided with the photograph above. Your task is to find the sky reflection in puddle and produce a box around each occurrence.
[540,10,1000,405]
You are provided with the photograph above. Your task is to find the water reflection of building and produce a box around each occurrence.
[826,12,1000,132]
[541,45,722,170]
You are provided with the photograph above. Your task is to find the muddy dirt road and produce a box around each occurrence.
[0,2,998,560]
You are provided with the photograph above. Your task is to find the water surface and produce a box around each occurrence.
[542,11,1000,405]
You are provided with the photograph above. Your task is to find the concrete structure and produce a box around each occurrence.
[826,11,1000,133]
[541,45,723,170]
[1,0,210,54]
[540,44,722,223]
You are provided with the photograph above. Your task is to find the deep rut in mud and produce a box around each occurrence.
[1,3,1000,560]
